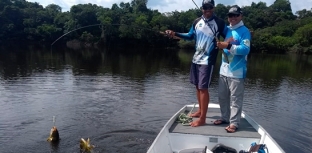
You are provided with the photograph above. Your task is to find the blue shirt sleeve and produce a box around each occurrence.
[175,26,195,41]
[233,30,251,55]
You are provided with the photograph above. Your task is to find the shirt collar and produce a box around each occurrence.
[201,14,215,22]
[229,20,244,30]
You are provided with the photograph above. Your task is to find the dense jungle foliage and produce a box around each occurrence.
[0,0,312,54]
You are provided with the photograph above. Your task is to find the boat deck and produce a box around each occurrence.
[169,107,261,139]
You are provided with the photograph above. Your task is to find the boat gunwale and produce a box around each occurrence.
[242,111,285,152]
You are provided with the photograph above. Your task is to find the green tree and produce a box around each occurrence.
[296,9,312,19]
[214,4,229,21]
[270,0,292,12]
[1,5,25,40]
[294,23,312,47]
[70,4,100,27]
[131,0,148,13]
[267,36,295,53]
[37,24,61,41]
[45,4,62,20]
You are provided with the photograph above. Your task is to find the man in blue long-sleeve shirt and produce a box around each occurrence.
[215,5,251,133]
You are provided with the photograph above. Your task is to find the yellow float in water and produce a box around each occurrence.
[47,126,60,142]
[80,138,95,152]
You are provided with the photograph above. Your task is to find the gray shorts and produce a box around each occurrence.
[190,63,214,89]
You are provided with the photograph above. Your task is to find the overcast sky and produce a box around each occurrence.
[26,0,312,14]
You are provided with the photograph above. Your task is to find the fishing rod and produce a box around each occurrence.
[51,23,103,47]
[215,36,229,63]
[50,23,173,51]
[192,0,200,10]
[191,0,229,63]
[50,23,102,53]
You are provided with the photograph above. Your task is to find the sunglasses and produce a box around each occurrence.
[203,5,214,10]
[228,14,240,18]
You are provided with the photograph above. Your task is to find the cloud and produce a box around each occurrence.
[291,0,312,14]
[234,0,274,7]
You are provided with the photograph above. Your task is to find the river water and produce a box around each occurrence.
[0,48,311,153]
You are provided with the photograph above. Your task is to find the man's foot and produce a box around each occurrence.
[213,119,228,125]
[189,111,201,117]
[225,124,237,133]
[190,119,206,127]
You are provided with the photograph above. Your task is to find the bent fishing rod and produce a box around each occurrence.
[51,23,102,47]
[50,23,177,51]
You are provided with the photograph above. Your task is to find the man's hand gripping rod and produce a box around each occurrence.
[215,36,229,64]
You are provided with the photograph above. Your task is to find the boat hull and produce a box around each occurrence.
[147,104,285,153]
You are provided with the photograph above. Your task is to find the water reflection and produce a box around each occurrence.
[0,48,312,153]
[50,140,60,152]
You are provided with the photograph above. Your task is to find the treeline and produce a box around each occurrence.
[0,0,312,54]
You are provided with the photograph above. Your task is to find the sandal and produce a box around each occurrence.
[213,119,228,125]
[225,125,237,133]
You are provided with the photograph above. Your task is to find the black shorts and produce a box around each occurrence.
[190,63,214,89]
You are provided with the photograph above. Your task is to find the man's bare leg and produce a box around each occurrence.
[189,86,201,117]
[191,89,209,127]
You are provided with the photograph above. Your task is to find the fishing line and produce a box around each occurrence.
[53,116,56,126]
[50,23,168,52]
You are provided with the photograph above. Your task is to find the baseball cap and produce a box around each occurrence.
[202,0,215,7]
[227,5,243,15]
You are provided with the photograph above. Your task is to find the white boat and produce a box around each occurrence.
[147,103,285,153]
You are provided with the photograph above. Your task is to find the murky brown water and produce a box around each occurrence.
[0,49,311,153]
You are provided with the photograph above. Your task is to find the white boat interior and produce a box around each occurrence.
[147,104,285,153]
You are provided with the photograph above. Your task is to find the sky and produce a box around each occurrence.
[26,0,312,14]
